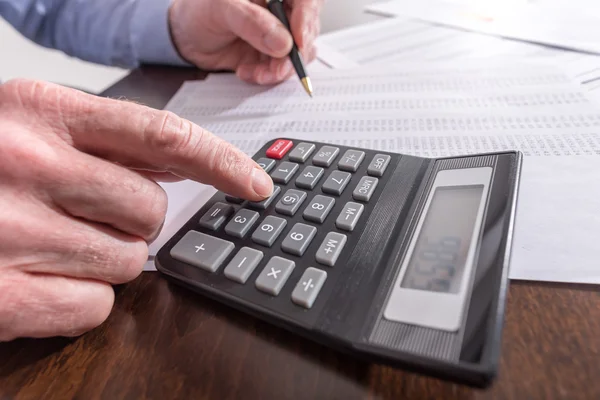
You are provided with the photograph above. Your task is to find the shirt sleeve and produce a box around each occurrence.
[0,0,190,68]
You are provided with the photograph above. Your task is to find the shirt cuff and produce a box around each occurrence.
[130,0,191,66]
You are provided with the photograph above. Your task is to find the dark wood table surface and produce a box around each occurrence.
[3,14,600,399]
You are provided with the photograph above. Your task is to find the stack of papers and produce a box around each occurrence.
[147,59,600,287]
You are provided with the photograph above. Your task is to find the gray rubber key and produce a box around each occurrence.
[322,170,351,195]
[312,146,339,167]
[251,216,287,247]
[281,223,317,256]
[170,230,234,272]
[352,176,379,202]
[291,267,327,309]
[248,185,281,210]
[224,208,259,238]
[198,202,234,230]
[338,149,365,172]
[271,161,299,184]
[295,166,324,189]
[367,154,391,177]
[255,257,295,296]
[303,195,335,223]
[256,157,276,173]
[335,202,364,231]
[223,247,264,283]
[288,142,315,162]
[275,189,307,216]
[315,232,347,266]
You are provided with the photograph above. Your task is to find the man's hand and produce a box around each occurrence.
[168,0,323,84]
[0,79,273,341]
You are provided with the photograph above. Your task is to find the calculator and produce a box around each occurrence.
[155,138,522,387]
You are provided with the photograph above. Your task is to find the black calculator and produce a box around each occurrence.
[155,138,522,387]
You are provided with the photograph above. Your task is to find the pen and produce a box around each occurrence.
[266,0,313,97]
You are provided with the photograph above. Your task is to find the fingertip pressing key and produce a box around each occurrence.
[252,166,274,198]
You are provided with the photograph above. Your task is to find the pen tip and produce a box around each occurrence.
[301,77,313,98]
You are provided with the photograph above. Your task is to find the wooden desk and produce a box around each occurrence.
[3,10,600,400]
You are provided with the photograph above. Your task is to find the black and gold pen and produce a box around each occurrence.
[266,0,313,97]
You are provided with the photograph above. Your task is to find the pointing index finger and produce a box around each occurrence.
[30,81,273,201]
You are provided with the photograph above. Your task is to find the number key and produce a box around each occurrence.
[252,216,287,247]
[303,195,335,223]
[275,189,307,216]
[296,166,324,189]
[256,157,276,173]
[322,170,351,195]
[224,208,259,238]
[271,161,299,184]
[281,223,317,256]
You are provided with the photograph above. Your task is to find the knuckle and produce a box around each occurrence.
[63,285,114,337]
[147,110,195,158]
[114,240,147,284]
[141,183,168,240]
[206,138,249,181]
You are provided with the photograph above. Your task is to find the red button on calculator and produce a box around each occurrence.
[266,139,293,159]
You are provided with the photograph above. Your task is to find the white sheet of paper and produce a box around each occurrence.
[147,63,600,285]
[316,17,600,100]
[365,0,600,55]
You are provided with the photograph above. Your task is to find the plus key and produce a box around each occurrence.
[266,139,294,159]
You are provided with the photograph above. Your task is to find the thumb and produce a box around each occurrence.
[220,0,293,58]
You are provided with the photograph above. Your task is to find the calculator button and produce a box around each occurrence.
[225,195,244,204]
[322,170,352,195]
[223,247,264,284]
[295,166,324,189]
[271,161,299,184]
[275,189,307,216]
[288,142,316,162]
[170,231,234,272]
[303,195,335,223]
[336,202,364,231]
[198,202,234,231]
[256,157,276,173]
[248,185,281,210]
[266,139,294,159]
[367,154,391,177]
[252,216,287,247]
[224,208,259,238]
[338,150,365,172]
[255,256,295,296]
[281,223,317,256]
[312,146,339,167]
[315,232,347,266]
[352,176,379,202]
[291,267,327,309]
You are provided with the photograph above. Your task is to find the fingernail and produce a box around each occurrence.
[252,166,273,198]
[264,23,292,55]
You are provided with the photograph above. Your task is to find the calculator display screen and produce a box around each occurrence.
[400,185,484,294]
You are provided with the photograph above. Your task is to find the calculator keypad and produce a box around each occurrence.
[169,140,392,311]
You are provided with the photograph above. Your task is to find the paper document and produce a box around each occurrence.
[147,63,600,286]
[365,0,600,55]
[316,17,600,102]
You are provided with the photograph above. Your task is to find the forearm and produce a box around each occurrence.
[0,0,187,68]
